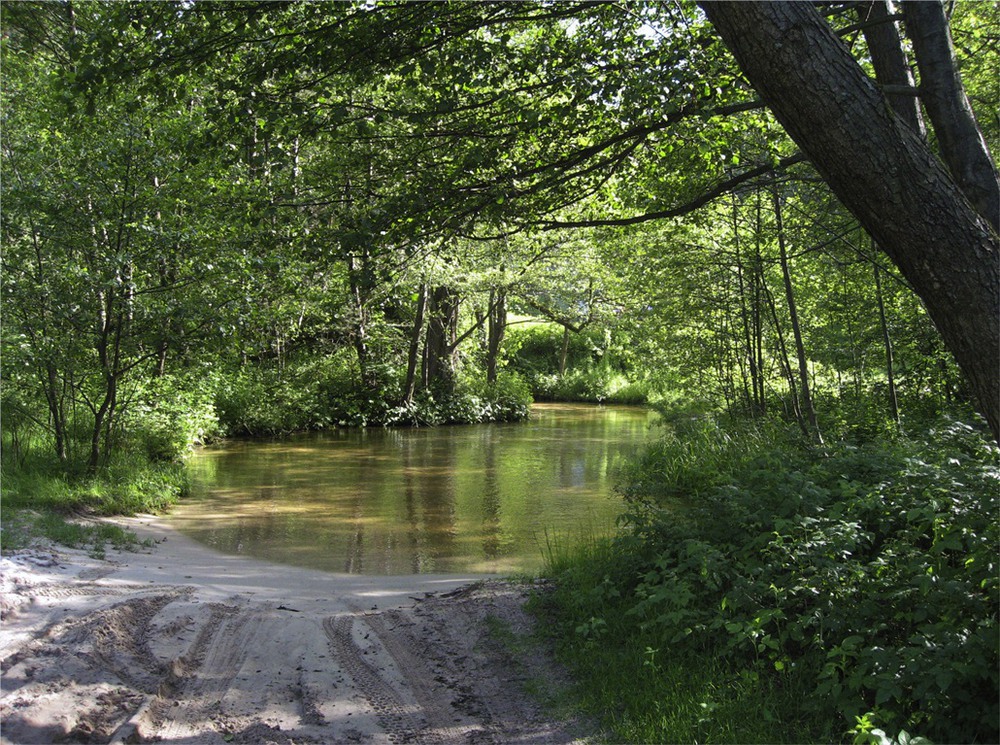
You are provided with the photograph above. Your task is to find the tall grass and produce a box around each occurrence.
[2,431,186,555]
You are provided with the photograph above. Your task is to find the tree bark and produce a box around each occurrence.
[774,185,823,444]
[699,0,1000,441]
[43,362,68,463]
[903,0,1000,233]
[403,283,427,403]
[858,0,925,135]
[424,286,460,393]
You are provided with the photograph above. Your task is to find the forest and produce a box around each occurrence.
[2,1,998,743]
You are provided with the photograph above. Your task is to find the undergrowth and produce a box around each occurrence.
[533,414,999,744]
[1,446,186,556]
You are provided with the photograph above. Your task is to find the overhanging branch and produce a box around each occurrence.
[539,152,807,229]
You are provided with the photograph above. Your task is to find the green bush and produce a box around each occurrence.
[217,357,349,435]
[532,366,614,402]
[541,414,999,743]
[126,373,220,461]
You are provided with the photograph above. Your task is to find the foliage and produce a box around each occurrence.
[125,373,221,462]
[211,354,533,434]
[5,0,995,476]
[1,436,186,556]
[506,323,600,379]
[506,322,655,404]
[538,413,999,743]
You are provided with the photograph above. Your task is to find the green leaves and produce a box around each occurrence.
[604,416,999,742]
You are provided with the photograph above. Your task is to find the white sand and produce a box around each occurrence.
[0,515,591,744]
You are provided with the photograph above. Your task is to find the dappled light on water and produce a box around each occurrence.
[173,403,657,575]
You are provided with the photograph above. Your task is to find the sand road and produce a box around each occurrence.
[0,516,591,744]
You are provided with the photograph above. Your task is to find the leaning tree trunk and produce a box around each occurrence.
[700,1,1000,441]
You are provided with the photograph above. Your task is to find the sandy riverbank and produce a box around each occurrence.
[0,515,592,744]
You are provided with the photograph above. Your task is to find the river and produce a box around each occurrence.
[173,403,658,575]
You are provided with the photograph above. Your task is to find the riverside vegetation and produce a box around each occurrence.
[536,408,998,744]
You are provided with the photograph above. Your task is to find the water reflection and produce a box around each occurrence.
[174,403,657,575]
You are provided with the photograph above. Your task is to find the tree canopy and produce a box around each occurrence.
[3,0,998,467]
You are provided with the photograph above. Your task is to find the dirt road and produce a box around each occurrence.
[0,516,592,744]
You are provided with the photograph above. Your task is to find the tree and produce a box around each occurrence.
[699,0,1000,440]
[2,3,264,468]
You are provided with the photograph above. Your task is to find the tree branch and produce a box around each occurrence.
[539,153,807,229]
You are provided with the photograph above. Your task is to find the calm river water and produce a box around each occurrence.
[173,403,658,575]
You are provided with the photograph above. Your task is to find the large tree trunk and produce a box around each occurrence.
[423,286,460,393]
[858,0,925,135]
[699,1,1000,441]
[903,0,1000,232]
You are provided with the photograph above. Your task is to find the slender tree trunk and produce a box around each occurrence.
[763,277,808,438]
[873,261,901,427]
[735,262,756,415]
[486,287,507,385]
[348,252,375,391]
[858,0,925,135]
[700,0,1000,441]
[752,191,767,414]
[558,326,570,377]
[773,186,822,443]
[403,283,427,403]
[733,197,764,415]
[43,362,68,464]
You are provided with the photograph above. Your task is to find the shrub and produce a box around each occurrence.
[126,372,220,461]
[542,414,999,743]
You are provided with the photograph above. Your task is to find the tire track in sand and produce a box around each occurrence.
[363,610,501,745]
[323,613,429,743]
[136,600,262,742]
[1,590,185,682]
[89,594,178,693]
[325,608,497,745]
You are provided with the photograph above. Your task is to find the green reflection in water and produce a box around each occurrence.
[173,403,658,575]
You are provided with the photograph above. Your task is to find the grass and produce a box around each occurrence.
[1,443,186,557]
[1,510,150,558]
[482,614,570,711]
